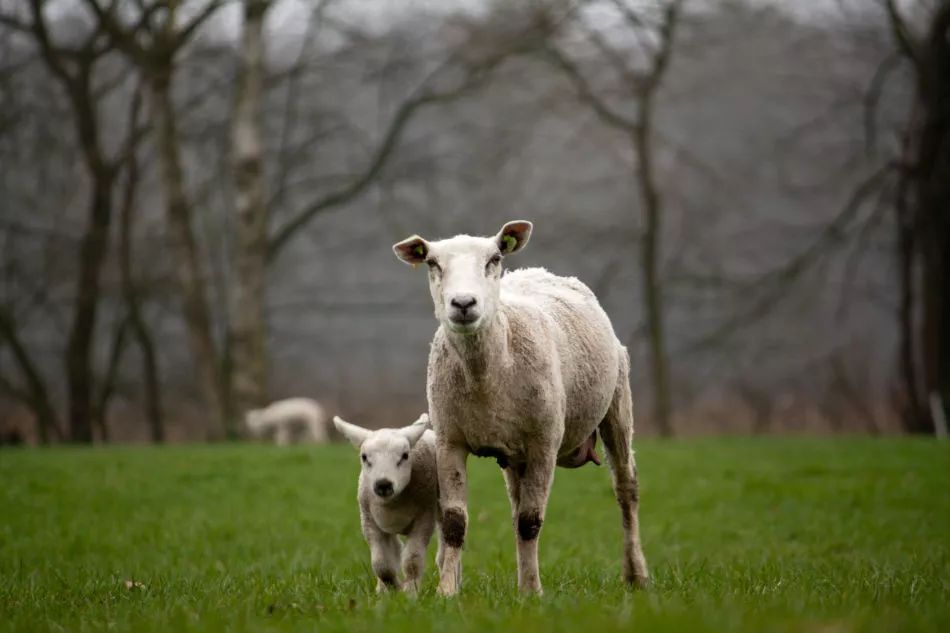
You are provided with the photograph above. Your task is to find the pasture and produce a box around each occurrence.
[1,438,947,632]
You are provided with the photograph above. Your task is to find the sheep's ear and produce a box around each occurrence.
[393,235,430,266]
[496,220,532,255]
[400,414,429,448]
[332,416,371,448]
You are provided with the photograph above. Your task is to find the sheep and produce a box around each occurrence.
[244,397,329,446]
[392,220,648,596]
[332,413,446,594]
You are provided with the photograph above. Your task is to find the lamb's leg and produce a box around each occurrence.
[274,424,291,447]
[364,519,401,593]
[372,535,401,593]
[599,354,649,588]
[513,455,555,595]
[436,443,468,596]
[401,512,435,595]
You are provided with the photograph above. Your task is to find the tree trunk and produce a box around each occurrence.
[896,4,950,433]
[119,137,165,443]
[229,0,272,433]
[896,196,927,431]
[94,317,129,442]
[917,5,950,428]
[633,94,673,437]
[0,309,61,443]
[65,170,113,443]
[149,70,226,437]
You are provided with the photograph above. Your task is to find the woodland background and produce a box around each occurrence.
[0,0,946,443]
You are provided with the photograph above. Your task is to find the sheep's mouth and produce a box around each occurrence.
[447,312,481,332]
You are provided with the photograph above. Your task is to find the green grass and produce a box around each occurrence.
[1,439,948,632]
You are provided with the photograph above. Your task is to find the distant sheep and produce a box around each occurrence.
[245,398,329,446]
[333,413,444,594]
[393,220,648,596]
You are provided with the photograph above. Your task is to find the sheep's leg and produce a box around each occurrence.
[599,357,650,588]
[513,455,555,595]
[401,512,435,595]
[502,465,521,521]
[436,443,468,596]
[435,527,444,571]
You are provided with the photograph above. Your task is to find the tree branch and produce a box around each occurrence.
[267,54,510,259]
[540,42,638,131]
[175,0,232,51]
[863,52,903,156]
[884,0,920,65]
[683,164,893,353]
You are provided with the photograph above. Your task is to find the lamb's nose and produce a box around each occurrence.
[374,479,394,498]
[450,295,477,312]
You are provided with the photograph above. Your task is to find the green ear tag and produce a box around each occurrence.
[502,234,517,253]
[413,244,425,257]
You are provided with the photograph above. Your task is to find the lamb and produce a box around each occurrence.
[332,413,446,594]
[392,220,648,596]
[245,397,329,446]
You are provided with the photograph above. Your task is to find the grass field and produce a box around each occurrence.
[1,438,948,632]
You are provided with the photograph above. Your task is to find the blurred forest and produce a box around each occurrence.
[0,0,947,443]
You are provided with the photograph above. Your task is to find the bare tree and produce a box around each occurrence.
[84,0,231,435]
[0,3,149,442]
[229,0,271,428]
[540,0,683,435]
[118,87,165,442]
[881,0,949,433]
[0,306,61,443]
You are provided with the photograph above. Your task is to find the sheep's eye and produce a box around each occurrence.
[361,454,368,464]
[486,254,501,270]
[426,259,441,273]
[401,452,409,462]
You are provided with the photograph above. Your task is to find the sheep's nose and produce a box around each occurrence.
[450,295,477,312]
[374,479,394,498]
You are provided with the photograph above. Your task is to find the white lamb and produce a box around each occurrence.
[245,397,329,446]
[392,220,648,596]
[332,413,446,594]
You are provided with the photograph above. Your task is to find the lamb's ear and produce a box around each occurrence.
[496,220,532,255]
[332,416,371,448]
[393,235,430,266]
[411,412,430,430]
[400,414,429,448]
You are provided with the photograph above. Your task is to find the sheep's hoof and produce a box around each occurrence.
[436,581,459,597]
[624,573,650,590]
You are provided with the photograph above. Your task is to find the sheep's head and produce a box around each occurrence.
[393,220,532,335]
[333,413,430,501]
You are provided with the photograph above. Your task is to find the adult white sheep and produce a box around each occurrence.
[333,413,445,594]
[245,397,329,446]
[393,220,648,596]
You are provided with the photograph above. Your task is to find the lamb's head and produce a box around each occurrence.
[393,220,532,334]
[333,413,430,500]
[244,409,266,437]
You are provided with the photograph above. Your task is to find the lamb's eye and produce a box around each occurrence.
[361,454,368,464]
[401,452,409,462]
[426,259,441,273]
[486,254,501,270]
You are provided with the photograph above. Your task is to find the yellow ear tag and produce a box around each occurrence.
[412,243,425,268]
